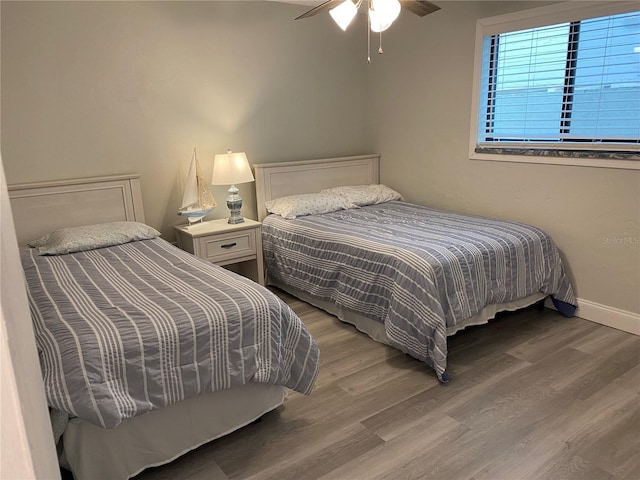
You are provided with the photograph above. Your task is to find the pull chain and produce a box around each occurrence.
[367,12,371,63]
[379,31,383,54]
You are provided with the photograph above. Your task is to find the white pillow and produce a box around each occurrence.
[321,184,402,206]
[29,221,161,255]
[265,193,354,219]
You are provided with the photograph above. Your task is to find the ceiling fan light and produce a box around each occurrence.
[329,0,358,31]
[369,0,401,32]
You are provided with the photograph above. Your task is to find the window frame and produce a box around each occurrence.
[469,1,640,170]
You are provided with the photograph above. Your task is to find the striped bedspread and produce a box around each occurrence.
[21,238,319,428]
[262,201,576,380]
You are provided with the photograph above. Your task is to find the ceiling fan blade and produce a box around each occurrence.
[295,0,344,20]
[399,0,440,17]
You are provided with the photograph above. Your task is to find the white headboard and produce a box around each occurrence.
[254,154,380,222]
[8,174,145,246]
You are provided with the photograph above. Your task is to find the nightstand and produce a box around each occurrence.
[174,218,265,286]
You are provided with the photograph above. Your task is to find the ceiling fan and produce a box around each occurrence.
[294,0,440,62]
[296,0,440,22]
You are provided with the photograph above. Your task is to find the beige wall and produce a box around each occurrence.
[1,0,368,238]
[368,1,640,314]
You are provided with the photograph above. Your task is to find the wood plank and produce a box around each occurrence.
[361,351,530,441]
[243,423,384,480]
[316,414,465,480]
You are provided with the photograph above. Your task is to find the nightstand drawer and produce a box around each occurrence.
[196,231,256,263]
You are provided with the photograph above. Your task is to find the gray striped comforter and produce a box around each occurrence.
[21,238,319,428]
[262,201,576,380]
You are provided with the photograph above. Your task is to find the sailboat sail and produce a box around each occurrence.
[177,148,216,224]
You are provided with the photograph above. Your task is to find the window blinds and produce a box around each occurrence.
[478,10,640,147]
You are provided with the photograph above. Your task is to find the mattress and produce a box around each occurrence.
[262,201,576,381]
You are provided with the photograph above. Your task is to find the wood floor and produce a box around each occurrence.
[131,289,640,480]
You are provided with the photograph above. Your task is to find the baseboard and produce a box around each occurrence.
[545,297,640,336]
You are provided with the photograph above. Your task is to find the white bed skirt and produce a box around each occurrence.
[270,278,546,342]
[61,383,286,480]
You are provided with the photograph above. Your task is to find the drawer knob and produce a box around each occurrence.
[221,242,237,249]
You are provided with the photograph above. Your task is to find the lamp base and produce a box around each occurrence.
[227,214,245,225]
[226,185,245,224]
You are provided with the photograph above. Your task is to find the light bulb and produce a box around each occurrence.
[329,0,358,31]
[369,0,401,33]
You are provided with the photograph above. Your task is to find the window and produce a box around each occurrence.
[470,2,640,169]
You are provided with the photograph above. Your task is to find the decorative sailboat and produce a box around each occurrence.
[177,148,216,224]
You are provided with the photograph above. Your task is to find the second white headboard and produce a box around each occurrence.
[253,154,380,222]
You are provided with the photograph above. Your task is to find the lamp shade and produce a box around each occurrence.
[329,0,357,31]
[212,151,254,185]
[369,0,401,32]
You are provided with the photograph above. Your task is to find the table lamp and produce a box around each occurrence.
[212,149,254,224]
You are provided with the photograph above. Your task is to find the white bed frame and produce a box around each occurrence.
[8,174,145,246]
[254,155,545,361]
[8,174,286,480]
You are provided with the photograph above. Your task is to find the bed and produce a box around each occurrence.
[254,154,577,383]
[8,174,320,480]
